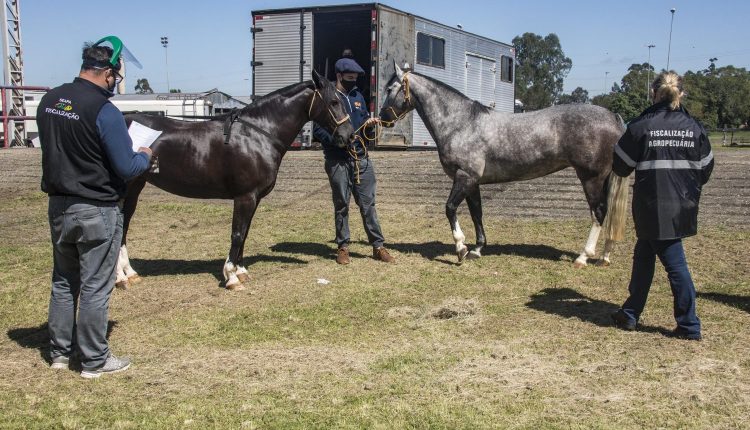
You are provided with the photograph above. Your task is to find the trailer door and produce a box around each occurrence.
[252,12,313,97]
[465,53,496,108]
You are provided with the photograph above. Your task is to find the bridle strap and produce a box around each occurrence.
[308,89,350,129]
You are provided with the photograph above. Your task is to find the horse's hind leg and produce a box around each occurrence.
[574,212,601,268]
[116,178,147,289]
[224,194,259,290]
[465,185,486,259]
[573,172,608,268]
[446,171,478,263]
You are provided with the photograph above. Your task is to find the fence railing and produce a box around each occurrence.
[1,85,50,148]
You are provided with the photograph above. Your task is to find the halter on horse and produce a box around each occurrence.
[115,71,355,290]
[379,62,628,267]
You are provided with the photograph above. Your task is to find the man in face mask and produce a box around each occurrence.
[313,57,395,265]
[36,36,152,378]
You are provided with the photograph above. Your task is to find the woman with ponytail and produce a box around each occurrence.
[610,71,714,340]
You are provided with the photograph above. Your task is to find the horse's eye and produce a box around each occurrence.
[330,100,339,106]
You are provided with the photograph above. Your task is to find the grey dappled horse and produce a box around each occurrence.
[379,63,629,267]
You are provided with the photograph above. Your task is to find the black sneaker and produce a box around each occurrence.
[667,328,702,341]
[611,309,636,331]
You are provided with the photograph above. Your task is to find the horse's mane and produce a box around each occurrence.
[412,72,493,117]
[212,80,315,120]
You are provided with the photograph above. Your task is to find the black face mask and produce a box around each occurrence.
[341,79,356,92]
[106,70,122,94]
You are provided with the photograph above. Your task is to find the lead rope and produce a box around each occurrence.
[347,72,412,183]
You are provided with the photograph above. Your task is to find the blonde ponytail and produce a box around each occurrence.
[652,71,684,110]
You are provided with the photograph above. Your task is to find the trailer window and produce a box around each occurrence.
[501,55,513,83]
[417,32,445,68]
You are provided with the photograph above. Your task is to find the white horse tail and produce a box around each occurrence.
[602,171,629,241]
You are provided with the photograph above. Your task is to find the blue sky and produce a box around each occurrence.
[20,0,750,97]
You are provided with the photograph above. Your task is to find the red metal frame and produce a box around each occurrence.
[1,85,50,148]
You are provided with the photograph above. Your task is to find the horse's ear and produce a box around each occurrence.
[394,60,404,81]
[312,70,322,89]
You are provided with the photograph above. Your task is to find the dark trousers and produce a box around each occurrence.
[47,196,123,370]
[621,238,701,335]
[325,157,385,249]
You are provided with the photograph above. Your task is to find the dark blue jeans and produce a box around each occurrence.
[325,157,385,249]
[47,196,123,370]
[621,238,701,335]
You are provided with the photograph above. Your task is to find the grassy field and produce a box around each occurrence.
[1,182,748,429]
[708,129,750,146]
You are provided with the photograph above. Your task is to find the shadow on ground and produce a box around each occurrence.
[525,287,666,334]
[131,254,308,282]
[387,241,579,263]
[7,321,119,363]
[270,242,369,260]
[698,291,750,314]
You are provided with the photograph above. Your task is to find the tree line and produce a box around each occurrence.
[513,32,750,128]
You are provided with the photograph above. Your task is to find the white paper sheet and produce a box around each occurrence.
[128,121,162,151]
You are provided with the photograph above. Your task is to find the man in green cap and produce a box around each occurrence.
[37,36,152,378]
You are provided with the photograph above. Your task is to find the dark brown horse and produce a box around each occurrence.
[116,71,355,290]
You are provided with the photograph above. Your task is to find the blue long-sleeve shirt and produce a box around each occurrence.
[96,102,150,181]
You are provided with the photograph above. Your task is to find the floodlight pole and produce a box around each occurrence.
[667,8,676,70]
[646,44,655,102]
[604,71,609,94]
[161,36,170,92]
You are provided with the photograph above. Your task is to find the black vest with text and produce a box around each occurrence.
[38,77,124,202]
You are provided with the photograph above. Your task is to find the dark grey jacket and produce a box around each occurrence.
[613,102,713,240]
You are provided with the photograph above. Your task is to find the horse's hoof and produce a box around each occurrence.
[595,259,611,267]
[457,246,469,263]
[572,260,587,269]
[225,281,246,291]
[128,274,143,284]
[237,273,251,284]
[115,280,129,290]
[466,250,482,260]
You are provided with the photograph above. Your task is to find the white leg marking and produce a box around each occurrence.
[116,246,129,284]
[584,222,602,258]
[223,259,245,290]
[120,244,139,278]
[223,259,237,282]
[452,221,466,253]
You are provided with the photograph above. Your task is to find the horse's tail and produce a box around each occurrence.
[602,171,629,241]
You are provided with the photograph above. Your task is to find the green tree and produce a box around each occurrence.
[682,61,750,128]
[169,88,182,93]
[592,63,653,122]
[556,87,589,105]
[134,78,154,94]
[513,32,572,110]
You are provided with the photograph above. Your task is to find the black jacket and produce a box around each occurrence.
[613,102,714,240]
[38,78,134,201]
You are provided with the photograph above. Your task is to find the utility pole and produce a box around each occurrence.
[646,44,655,102]
[604,71,609,95]
[161,36,170,92]
[1,0,25,147]
[667,8,676,70]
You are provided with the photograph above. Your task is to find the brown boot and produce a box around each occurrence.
[336,247,351,265]
[373,246,395,263]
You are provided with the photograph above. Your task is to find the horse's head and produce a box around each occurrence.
[310,70,355,145]
[378,61,416,128]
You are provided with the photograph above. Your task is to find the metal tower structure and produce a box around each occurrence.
[1,0,25,147]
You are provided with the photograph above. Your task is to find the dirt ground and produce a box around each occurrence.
[2,147,748,225]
